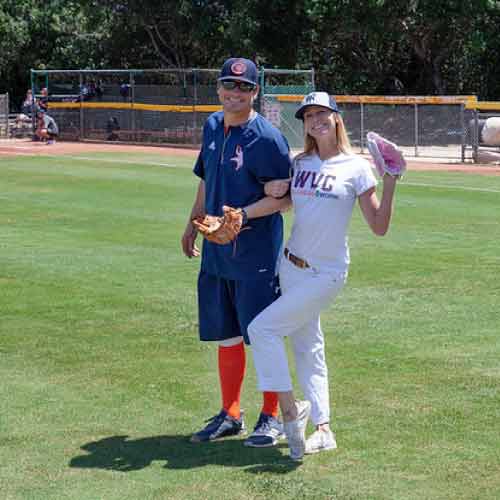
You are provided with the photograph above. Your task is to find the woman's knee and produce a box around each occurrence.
[247,315,278,345]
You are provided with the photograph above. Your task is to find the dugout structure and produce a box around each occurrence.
[263,94,478,156]
[30,67,314,147]
[0,93,8,138]
[463,101,500,163]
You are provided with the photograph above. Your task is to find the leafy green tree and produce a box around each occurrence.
[0,0,114,106]
[2,0,500,106]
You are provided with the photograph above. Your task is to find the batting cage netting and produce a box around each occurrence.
[0,93,8,138]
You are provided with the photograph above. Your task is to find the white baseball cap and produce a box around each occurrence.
[295,91,339,120]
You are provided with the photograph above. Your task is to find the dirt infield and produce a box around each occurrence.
[0,138,199,158]
[2,138,500,175]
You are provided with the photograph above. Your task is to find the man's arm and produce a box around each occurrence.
[181,180,205,258]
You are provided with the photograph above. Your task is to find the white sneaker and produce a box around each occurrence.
[305,428,337,454]
[283,400,311,461]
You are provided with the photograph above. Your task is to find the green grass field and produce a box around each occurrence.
[1,152,499,500]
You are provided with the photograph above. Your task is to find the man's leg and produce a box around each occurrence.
[235,276,283,447]
[261,391,279,418]
[191,273,246,442]
[218,336,246,419]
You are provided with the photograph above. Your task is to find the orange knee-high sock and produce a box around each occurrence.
[261,391,279,418]
[218,342,246,419]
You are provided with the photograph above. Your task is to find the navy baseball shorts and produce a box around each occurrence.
[197,270,280,345]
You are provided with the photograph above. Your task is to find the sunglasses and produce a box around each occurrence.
[220,80,256,93]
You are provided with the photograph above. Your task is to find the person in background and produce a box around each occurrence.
[21,89,35,116]
[38,87,49,112]
[106,116,120,141]
[119,83,130,101]
[16,89,35,126]
[35,109,59,144]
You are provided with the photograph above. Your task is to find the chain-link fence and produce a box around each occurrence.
[260,69,315,149]
[31,67,314,147]
[263,95,477,159]
[30,67,480,161]
[31,68,222,144]
[0,93,9,138]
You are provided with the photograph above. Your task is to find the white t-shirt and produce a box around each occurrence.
[286,152,377,272]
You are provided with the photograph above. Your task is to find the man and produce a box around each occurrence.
[35,110,59,144]
[181,57,292,447]
[106,116,120,141]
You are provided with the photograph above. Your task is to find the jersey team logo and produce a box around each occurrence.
[230,145,244,170]
[231,61,247,75]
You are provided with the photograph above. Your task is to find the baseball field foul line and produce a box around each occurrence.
[403,181,500,194]
[1,153,183,169]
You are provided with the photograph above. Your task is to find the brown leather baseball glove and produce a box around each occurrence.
[192,205,244,245]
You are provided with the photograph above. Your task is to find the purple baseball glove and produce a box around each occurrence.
[366,132,406,179]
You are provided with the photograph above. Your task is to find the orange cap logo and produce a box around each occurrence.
[230,61,247,75]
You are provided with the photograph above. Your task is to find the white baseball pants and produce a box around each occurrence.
[248,256,346,425]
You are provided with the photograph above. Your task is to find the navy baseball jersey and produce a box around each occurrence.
[194,111,291,281]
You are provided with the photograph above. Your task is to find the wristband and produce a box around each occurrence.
[241,208,248,226]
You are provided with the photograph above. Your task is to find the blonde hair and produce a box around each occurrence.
[297,112,352,160]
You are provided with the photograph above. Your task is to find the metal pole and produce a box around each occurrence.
[130,72,136,141]
[258,66,265,114]
[360,103,364,154]
[6,92,9,138]
[414,103,419,157]
[79,73,84,140]
[192,69,197,146]
[31,70,36,138]
[460,103,466,162]
[473,109,479,162]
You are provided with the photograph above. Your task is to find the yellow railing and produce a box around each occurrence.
[48,102,222,113]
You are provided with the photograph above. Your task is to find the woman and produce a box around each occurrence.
[247,91,400,461]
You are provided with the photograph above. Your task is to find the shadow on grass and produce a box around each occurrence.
[69,434,300,474]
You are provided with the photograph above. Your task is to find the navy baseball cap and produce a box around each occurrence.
[295,91,339,119]
[218,58,258,86]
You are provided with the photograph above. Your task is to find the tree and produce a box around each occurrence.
[0,0,115,106]
[2,0,500,105]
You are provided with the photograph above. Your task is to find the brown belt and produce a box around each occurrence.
[284,248,310,269]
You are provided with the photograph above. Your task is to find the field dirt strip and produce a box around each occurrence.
[1,139,500,175]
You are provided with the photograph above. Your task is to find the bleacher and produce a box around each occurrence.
[8,114,34,138]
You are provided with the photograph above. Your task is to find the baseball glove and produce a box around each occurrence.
[366,131,406,179]
[192,205,244,245]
